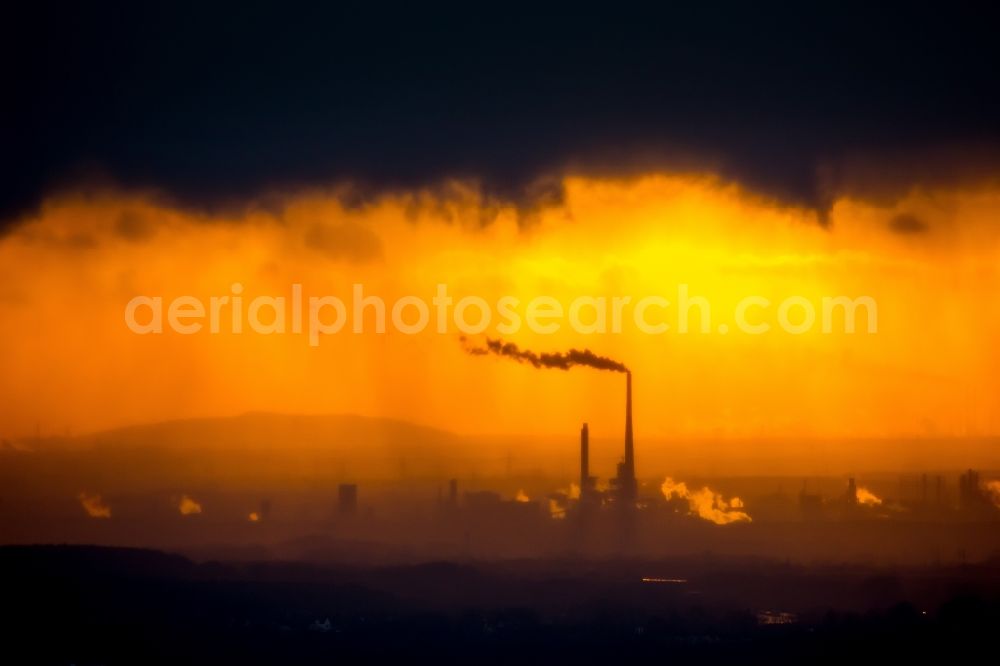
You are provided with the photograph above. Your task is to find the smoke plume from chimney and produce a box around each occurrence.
[462,337,628,373]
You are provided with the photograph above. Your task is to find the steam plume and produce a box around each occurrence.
[78,492,111,519]
[463,337,628,373]
[856,486,882,506]
[661,477,751,525]
[984,480,1000,508]
[178,494,203,515]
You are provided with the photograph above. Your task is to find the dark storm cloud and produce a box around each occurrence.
[4,3,1000,229]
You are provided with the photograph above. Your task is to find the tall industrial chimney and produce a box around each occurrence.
[624,371,634,478]
[614,371,638,503]
[580,423,589,492]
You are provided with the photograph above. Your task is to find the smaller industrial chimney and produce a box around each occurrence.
[580,423,589,492]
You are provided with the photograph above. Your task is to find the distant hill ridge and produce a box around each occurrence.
[0,412,480,491]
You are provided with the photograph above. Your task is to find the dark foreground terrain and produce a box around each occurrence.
[2,545,1000,665]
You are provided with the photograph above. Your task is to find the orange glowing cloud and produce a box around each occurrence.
[0,174,997,472]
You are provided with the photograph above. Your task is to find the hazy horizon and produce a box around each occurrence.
[7,410,1000,479]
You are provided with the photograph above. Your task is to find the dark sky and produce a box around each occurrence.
[4,2,1000,227]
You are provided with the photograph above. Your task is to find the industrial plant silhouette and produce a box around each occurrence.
[3,344,1000,664]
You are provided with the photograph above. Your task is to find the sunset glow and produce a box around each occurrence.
[1,175,997,461]
[7,7,1000,659]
